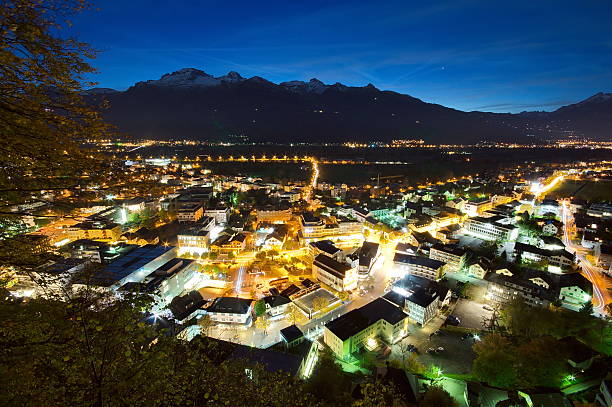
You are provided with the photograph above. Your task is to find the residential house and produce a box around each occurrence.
[206,297,253,325]
[465,257,493,279]
[262,295,291,317]
[355,241,380,277]
[514,242,575,271]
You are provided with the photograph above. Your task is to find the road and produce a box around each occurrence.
[560,201,611,316]
[299,244,393,338]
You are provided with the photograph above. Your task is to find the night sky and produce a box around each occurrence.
[70,0,612,113]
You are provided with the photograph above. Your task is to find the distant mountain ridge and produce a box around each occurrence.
[84,68,612,143]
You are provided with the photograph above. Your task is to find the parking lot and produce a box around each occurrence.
[417,330,477,375]
[451,299,493,330]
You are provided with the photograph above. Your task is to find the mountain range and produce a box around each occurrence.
[84,68,612,144]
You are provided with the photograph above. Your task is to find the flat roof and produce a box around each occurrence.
[280,325,304,343]
[98,244,175,285]
[393,253,445,270]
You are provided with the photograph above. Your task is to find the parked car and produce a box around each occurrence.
[406,344,418,353]
[447,315,461,326]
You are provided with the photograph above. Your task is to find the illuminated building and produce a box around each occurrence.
[72,244,177,291]
[206,297,253,325]
[393,254,445,281]
[177,217,216,255]
[463,216,518,241]
[542,219,562,235]
[309,240,343,260]
[118,258,200,311]
[177,203,204,222]
[385,274,451,326]
[485,268,591,309]
[64,240,138,263]
[462,198,493,217]
[210,232,247,253]
[10,258,88,299]
[354,241,380,278]
[536,199,560,217]
[595,244,612,269]
[514,242,575,271]
[255,206,293,223]
[299,213,362,244]
[323,298,408,360]
[586,203,612,219]
[465,257,492,279]
[204,206,231,224]
[280,325,305,348]
[67,220,122,242]
[262,295,291,317]
[312,253,357,292]
[429,244,466,272]
[300,212,326,238]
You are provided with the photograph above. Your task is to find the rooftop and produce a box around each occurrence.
[325,297,407,341]
[393,253,445,270]
[92,244,176,286]
[313,254,353,279]
[280,325,304,343]
[208,297,253,314]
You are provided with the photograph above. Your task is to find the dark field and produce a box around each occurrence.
[547,179,612,201]
[124,146,612,185]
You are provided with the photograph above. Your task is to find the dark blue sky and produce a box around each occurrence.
[70,0,612,113]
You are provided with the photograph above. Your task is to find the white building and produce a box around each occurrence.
[204,207,231,224]
[262,295,291,317]
[312,254,357,292]
[463,215,518,241]
[324,298,408,359]
[177,204,204,223]
[386,275,451,326]
[206,297,253,325]
[393,254,445,281]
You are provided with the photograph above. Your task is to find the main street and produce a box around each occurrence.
[561,201,611,316]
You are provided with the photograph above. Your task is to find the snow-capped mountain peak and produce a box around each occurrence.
[137,68,220,88]
[217,71,245,83]
[280,78,329,94]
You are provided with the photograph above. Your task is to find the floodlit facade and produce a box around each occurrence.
[312,254,357,292]
[324,298,408,359]
[177,204,204,222]
[206,297,253,325]
[393,254,445,281]
[462,199,492,217]
[429,244,466,272]
[67,220,122,243]
[463,216,518,241]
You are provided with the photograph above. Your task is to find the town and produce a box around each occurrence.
[6,151,612,407]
